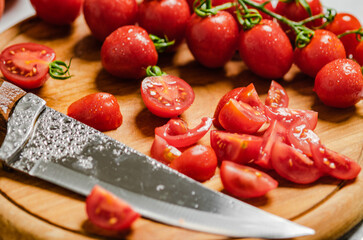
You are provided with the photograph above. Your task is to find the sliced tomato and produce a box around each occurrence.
[210,130,263,164]
[287,123,320,157]
[86,185,140,231]
[265,80,289,108]
[219,99,267,134]
[155,117,212,148]
[271,141,322,184]
[310,144,361,180]
[237,83,265,112]
[220,161,278,199]
[141,75,195,118]
[0,43,56,89]
[150,135,182,165]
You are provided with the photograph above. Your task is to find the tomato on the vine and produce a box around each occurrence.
[355,41,363,66]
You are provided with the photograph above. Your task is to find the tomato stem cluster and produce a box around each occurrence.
[149,34,175,53]
[337,27,363,42]
[194,0,234,17]
[49,58,73,80]
[146,66,167,77]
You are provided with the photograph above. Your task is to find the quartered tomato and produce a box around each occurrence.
[265,80,289,108]
[150,135,181,165]
[237,83,265,112]
[86,185,140,231]
[220,161,278,199]
[141,74,195,118]
[287,123,320,157]
[0,43,56,89]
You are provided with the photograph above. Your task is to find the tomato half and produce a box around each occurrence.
[0,43,56,89]
[141,74,195,118]
[150,135,182,165]
[86,185,140,231]
[265,80,289,108]
[220,161,278,199]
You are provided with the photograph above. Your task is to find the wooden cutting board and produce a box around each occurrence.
[0,15,363,240]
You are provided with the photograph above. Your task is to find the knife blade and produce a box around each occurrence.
[0,80,315,238]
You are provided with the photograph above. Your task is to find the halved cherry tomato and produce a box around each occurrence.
[287,123,320,157]
[220,161,278,199]
[0,43,56,89]
[150,135,182,165]
[67,92,123,132]
[210,130,263,164]
[310,144,361,180]
[170,144,217,182]
[265,80,289,108]
[86,185,140,231]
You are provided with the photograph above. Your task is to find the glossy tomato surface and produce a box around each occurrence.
[287,123,320,157]
[0,43,56,89]
[150,135,181,165]
[86,185,140,231]
[67,92,123,132]
[265,80,289,108]
[141,75,195,118]
[355,41,363,66]
[101,26,158,79]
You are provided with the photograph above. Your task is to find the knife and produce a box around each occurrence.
[0,79,315,239]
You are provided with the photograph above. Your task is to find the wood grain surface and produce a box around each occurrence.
[0,15,363,240]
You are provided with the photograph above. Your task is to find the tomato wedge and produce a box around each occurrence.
[287,123,320,157]
[265,80,289,108]
[86,185,140,231]
[220,161,278,198]
[150,135,182,165]
[237,83,265,112]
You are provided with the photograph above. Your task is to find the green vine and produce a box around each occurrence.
[49,58,73,80]
[146,66,167,77]
[149,34,175,53]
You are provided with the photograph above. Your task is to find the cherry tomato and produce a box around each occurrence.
[186,11,239,68]
[287,123,320,157]
[325,13,361,57]
[83,0,138,41]
[219,99,267,134]
[101,26,158,79]
[210,130,263,164]
[67,92,123,132]
[155,117,212,148]
[310,144,361,180]
[314,58,363,108]
[0,0,4,19]
[220,161,278,198]
[0,43,56,89]
[141,74,195,118]
[170,144,218,182]
[150,135,182,165]
[138,0,190,51]
[294,30,346,78]
[271,141,322,184]
[355,41,363,66]
[265,80,289,108]
[86,185,140,231]
[30,0,83,25]
[238,19,293,79]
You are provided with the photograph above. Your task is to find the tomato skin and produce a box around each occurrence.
[238,19,293,79]
[293,30,346,78]
[150,135,182,165]
[0,0,4,19]
[265,80,289,108]
[30,0,83,25]
[141,75,195,118]
[67,92,123,132]
[86,185,140,231]
[355,41,363,66]
[220,161,278,199]
[186,11,239,68]
[170,145,217,182]
[101,26,158,79]
[287,123,320,157]
[0,43,56,89]
[83,0,138,41]
[314,58,363,108]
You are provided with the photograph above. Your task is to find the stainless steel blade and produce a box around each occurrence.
[0,93,315,238]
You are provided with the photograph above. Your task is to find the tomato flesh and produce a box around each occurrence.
[150,135,182,165]
[265,80,289,108]
[287,123,320,157]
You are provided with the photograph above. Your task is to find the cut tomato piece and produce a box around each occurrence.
[150,135,182,165]
[220,161,278,198]
[287,123,320,157]
[265,80,289,108]
[238,83,265,112]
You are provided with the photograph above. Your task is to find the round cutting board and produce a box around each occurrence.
[0,14,363,240]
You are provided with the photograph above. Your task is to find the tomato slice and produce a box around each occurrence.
[238,83,265,112]
[150,135,182,165]
[271,141,322,184]
[287,123,320,157]
[141,75,195,118]
[310,144,361,180]
[155,117,212,148]
[220,161,278,198]
[210,130,262,165]
[0,43,56,89]
[265,80,289,108]
[86,185,140,231]
[219,99,267,134]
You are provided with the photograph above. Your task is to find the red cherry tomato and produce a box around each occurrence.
[220,161,278,199]
[293,29,346,78]
[170,144,218,182]
[150,135,182,165]
[138,0,190,51]
[271,141,322,184]
[355,41,363,66]
[325,13,361,57]
[314,58,363,108]
[186,11,239,68]
[86,185,140,231]
[0,0,5,19]
[210,130,263,164]
[67,92,123,132]
[287,123,320,157]
[310,144,361,180]
[30,0,83,25]
[101,26,158,79]
[238,19,293,79]
[265,80,289,108]
[141,74,195,118]
[83,0,138,41]
[0,43,56,89]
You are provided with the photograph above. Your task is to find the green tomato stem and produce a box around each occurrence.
[146,66,167,77]
[337,27,363,42]
[194,0,235,17]
[149,34,175,53]
[48,58,73,80]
